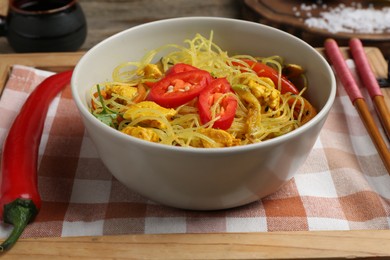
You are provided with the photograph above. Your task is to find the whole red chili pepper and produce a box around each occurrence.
[0,70,73,251]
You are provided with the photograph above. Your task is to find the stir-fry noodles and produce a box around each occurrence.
[90,32,317,148]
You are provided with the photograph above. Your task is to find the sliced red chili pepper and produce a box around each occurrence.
[234,59,299,95]
[148,69,212,108]
[198,78,237,130]
[0,70,73,252]
[166,63,200,75]
[145,63,201,88]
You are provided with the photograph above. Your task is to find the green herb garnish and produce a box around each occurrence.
[93,84,120,128]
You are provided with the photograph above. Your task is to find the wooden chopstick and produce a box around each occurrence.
[324,38,390,174]
[349,38,390,140]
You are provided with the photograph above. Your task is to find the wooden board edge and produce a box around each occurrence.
[0,64,12,97]
[0,52,84,97]
[242,0,390,41]
[2,230,390,259]
[0,52,84,69]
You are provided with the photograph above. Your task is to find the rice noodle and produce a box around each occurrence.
[89,32,316,148]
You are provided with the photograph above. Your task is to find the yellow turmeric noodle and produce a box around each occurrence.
[90,32,317,148]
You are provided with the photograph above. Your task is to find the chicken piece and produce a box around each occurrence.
[197,128,241,148]
[259,77,275,88]
[140,64,163,79]
[233,85,262,135]
[121,126,159,142]
[123,101,176,129]
[107,84,138,100]
[248,79,281,113]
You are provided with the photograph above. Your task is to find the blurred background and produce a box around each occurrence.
[0,0,241,53]
[1,0,389,57]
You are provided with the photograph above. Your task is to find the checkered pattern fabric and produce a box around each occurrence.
[0,63,389,240]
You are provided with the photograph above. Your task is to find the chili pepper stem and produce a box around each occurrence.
[0,199,38,252]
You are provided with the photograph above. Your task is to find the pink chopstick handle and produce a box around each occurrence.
[349,38,383,98]
[324,39,363,102]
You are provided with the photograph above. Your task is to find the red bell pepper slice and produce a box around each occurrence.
[198,78,237,130]
[234,59,299,95]
[148,68,212,108]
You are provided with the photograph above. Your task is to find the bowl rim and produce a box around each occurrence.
[71,16,337,154]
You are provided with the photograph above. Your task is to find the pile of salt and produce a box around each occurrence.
[294,2,390,34]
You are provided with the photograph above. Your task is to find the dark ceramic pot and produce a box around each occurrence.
[0,0,87,52]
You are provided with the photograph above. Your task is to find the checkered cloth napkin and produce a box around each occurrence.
[0,63,389,240]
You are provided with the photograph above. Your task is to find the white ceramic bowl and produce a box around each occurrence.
[71,17,336,210]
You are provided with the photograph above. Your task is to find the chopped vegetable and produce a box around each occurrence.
[93,84,120,128]
[148,64,212,108]
[198,78,237,130]
[166,63,200,75]
[133,83,147,103]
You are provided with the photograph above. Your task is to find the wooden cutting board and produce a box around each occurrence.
[242,0,390,58]
[0,49,390,259]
